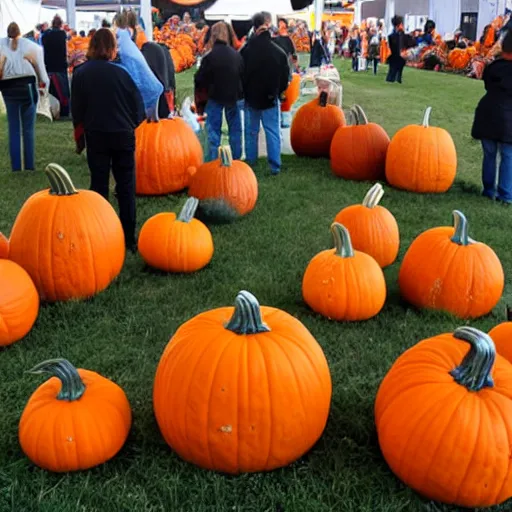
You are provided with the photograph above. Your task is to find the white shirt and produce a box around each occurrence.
[0,37,49,88]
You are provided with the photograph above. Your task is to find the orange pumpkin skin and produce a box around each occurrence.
[138,197,214,273]
[188,146,258,223]
[386,107,457,193]
[8,164,125,302]
[291,92,346,158]
[399,210,504,319]
[0,232,8,258]
[281,73,301,112]
[331,105,390,181]
[334,184,399,268]
[153,291,332,474]
[375,327,512,508]
[489,308,512,364]
[135,119,203,195]
[303,223,386,321]
[0,260,39,347]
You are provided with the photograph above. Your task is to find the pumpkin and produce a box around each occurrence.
[135,118,203,195]
[291,91,346,158]
[334,183,399,268]
[489,306,512,364]
[385,107,457,193]
[8,164,125,302]
[138,197,214,273]
[330,105,390,181]
[0,260,39,347]
[399,210,504,319]
[153,290,332,474]
[448,48,472,70]
[19,358,132,472]
[303,223,386,321]
[375,326,512,508]
[188,146,258,223]
[0,232,8,258]
[281,73,301,112]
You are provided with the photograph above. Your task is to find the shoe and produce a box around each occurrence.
[497,198,512,206]
[271,169,280,176]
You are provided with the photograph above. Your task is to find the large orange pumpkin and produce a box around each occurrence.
[386,107,457,193]
[334,183,399,268]
[135,118,203,195]
[153,290,332,474]
[376,326,512,508]
[448,48,472,70]
[330,105,390,181]
[20,358,132,472]
[9,164,125,302]
[0,259,39,347]
[138,197,214,273]
[489,307,512,364]
[291,91,346,158]
[188,146,258,223]
[399,210,504,319]
[0,232,8,258]
[303,223,386,321]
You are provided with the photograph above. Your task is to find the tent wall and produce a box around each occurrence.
[0,0,41,36]
[396,0,429,16]
[361,0,386,19]
[429,0,461,35]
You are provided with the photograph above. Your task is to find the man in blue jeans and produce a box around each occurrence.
[241,12,290,175]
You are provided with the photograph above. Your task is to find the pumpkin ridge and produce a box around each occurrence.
[81,198,101,295]
[47,199,62,301]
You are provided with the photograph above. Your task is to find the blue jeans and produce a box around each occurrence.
[245,103,281,173]
[3,84,37,171]
[205,99,242,162]
[482,139,512,203]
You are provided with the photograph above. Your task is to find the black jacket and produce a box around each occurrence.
[241,31,290,110]
[274,35,295,57]
[42,29,68,73]
[472,59,512,144]
[71,60,145,133]
[194,41,243,107]
[388,30,406,65]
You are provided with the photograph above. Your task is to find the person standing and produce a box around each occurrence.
[310,22,333,68]
[0,22,49,171]
[368,28,381,75]
[241,12,289,175]
[386,15,406,83]
[71,28,145,252]
[194,22,244,161]
[471,30,512,205]
[43,15,70,116]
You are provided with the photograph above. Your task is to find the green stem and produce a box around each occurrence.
[450,210,474,246]
[27,359,86,401]
[218,146,233,166]
[319,91,328,107]
[351,105,369,125]
[450,327,495,391]
[362,183,384,208]
[45,164,78,196]
[225,291,271,335]
[178,197,199,223]
[422,106,433,128]
[331,222,354,258]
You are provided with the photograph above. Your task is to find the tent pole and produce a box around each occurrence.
[313,0,324,33]
[140,0,153,41]
[66,0,77,29]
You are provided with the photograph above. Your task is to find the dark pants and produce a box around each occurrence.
[85,131,137,247]
[386,58,405,83]
[352,56,358,71]
[49,72,70,117]
[369,58,379,75]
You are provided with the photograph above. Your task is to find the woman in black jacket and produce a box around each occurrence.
[386,15,406,84]
[472,31,512,205]
[71,29,145,251]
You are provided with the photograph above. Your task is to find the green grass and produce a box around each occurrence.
[0,61,510,512]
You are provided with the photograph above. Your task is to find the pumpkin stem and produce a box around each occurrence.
[331,222,354,258]
[225,290,271,335]
[45,163,78,196]
[507,306,512,322]
[351,105,369,125]
[178,197,199,223]
[362,183,385,208]
[450,327,495,391]
[451,210,474,246]
[27,358,86,401]
[218,146,233,167]
[318,91,328,107]
[422,106,433,128]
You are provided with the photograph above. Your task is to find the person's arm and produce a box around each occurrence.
[0,53,5,80]
[127,74,145,127]
[279,54,290,95]
[194,54,211,90]
[25,44,50,88]
[71,69,85,127]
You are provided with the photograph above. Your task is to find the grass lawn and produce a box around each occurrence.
[0,60,511,512]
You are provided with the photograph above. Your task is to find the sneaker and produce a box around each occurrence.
[271,169,280,176]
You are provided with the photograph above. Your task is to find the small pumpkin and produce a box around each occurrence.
[375,326,512,508]
[489,306,512,363]
[188,146,258,223]
[0,232,8,258]
[8,164,125,302]
[291,91,346,158]
[138,197,214,273]
[153,290,332,474]
[0,259,39,347]
[386,107,457,193]
[303,223,386,321]
[334,183,399,268]
[399,210,504,319]
[330,105,390,181]
[19,358,132,472]
[281,73,301,112]
[135,118,203,195]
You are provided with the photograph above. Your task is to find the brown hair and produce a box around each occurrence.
[126,10,138,30]
[210,21,229,45]
[52,15,63,30]
[86,28,117,61]
[7,22,21,51]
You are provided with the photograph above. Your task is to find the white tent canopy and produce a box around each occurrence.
[205,0,309,21]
